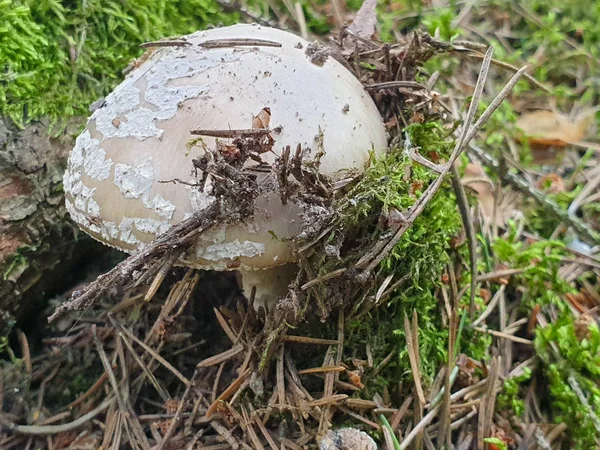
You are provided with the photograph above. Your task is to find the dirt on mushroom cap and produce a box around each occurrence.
[63,24,387,271]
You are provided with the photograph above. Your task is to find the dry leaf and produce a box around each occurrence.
[252,107,271,129]
[462,163,496,221]
[348,0,378,39]
[516,110,588,147]
[461,163,514,227]
[341,0,378,57]
[515,110,593,164]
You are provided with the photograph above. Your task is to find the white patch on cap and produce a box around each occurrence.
[87,198,101,216]
[90,46,244,140]
[64,172,82,196]
[80,185,96,199]
[143,193,176,220]
[118,218,139,245]
[83,147,112,181]
[133,217,172,235]
[72,185,96,213]
[69,134,86,170]
[186,185,216,211]
[114,158,154,199]
[197,240,265,261]
[68,130,113,181]
[65,198,85,225]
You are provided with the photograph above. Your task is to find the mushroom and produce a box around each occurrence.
[63,24,387,305]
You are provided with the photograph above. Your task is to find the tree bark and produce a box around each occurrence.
[0,118,107,336]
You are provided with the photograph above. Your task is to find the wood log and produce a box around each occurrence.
[0,118,110,336]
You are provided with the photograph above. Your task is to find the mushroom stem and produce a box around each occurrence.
[239,264,298,308]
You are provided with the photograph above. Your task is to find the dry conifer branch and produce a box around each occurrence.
[468,143,600,244]
[48,202,221,323]
[50,146,262,323]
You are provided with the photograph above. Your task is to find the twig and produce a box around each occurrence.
[197,344,245,368]
[190,128,273,137]
[294,2,308,40]
[473,326,533,345]
[199,38,282,48]
[399,404,441,450]
[48,202,220,322]
[206,368,252,417]
[140,40,191,48]
[365,81,428,90]
[156,371,199,450]
[404,312,426,405]
[112,319,190,386]
[0,398,115,435]
[464,52,549,92]
[450,164,478,316]
[16,330,32,375]
[477,357,500,450]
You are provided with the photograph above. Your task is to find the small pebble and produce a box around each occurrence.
[319,428,377,450]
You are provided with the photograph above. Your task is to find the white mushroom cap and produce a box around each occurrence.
[64,24,387,272]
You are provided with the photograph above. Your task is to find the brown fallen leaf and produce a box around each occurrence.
[516,110,588,147]
[348,0,378,39]
[461,163,514,227]
[515,110,591,164]
[252,107,271,129]
[341,0,378,56]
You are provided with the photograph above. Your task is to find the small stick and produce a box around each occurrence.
[283,335,339,346]
[190,128,272,138]
[0,398,115,435]
[144,252,180,302]
[206,368,252,417]
[17,330,32,375]
[473,326,533,345]
[199,38,282,48]
[365,81,427,90]
[113,319,191,386]
[140,40,191,49]
[197,344,245,368]
[307,394,348,407]
[298,366,346,375]
[155,371,199,450]
[450,164,477,316]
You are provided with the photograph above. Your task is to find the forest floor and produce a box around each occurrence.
[1,1,599,449]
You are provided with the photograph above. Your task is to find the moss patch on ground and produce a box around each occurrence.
[1,0,237,129]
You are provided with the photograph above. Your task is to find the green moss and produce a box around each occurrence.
[497,368,532,418]
[535,314,600,449]
[323,122,478,390]
[491,227,574,309]
[489,226,599,447]
[0,0,237,129]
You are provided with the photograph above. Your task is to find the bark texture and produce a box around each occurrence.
[0,118,96,335]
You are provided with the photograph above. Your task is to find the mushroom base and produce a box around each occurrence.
[239,264,299,309]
